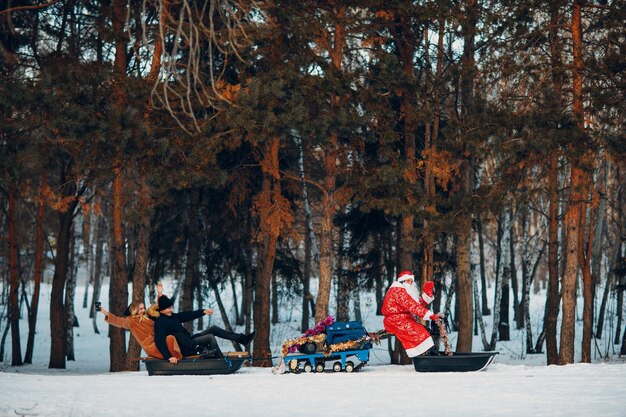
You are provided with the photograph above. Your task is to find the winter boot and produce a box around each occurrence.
[427,347,441,356]
[239,331,256,346]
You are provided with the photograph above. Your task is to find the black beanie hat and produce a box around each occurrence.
[158,295,174,311]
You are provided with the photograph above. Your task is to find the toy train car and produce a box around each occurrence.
[280,321,374,373]
[283,348,371,373]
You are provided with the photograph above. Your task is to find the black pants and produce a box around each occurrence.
[174,326,242,357]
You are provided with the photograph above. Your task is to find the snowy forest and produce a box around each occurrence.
[0,0,625,374]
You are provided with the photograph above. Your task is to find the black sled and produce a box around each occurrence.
[142,352,249,376]
[410,319,499,372]
[412,351,498,372]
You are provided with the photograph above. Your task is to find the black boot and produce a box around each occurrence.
[427,347,441,356]
[239,331,256,346]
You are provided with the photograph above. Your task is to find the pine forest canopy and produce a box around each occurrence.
[0,0,625,370]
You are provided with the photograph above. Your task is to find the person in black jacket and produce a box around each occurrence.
[154,295,256,364]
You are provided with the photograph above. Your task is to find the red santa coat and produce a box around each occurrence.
[381,282,436,357]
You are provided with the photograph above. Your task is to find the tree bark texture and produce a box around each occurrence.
[49,165,77,369]
[302,228,312,332]
[336,214,350,322]
[181,188,201,332]
[8,183,23,366]
[108,0,129,372]
[578,176,595,363]
[316,4,345,323]
[91,214,105,334]
[253,138,281,366]
[456,217,474,352]
[476,215,491,315]
[545,153,561,364]
[25,176,46,363]
[559,0,584,365]
[65,223,78,361]
[125,180,151,371]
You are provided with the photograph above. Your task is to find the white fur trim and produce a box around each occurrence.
[405,337,434,357]
[422,293,434,304]
[424,310,435,320]
[398,272,415,282]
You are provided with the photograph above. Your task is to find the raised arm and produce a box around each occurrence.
[99,307,131,330]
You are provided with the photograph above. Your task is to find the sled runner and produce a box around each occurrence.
[142,351,250,376]
[283,347,371,373]
[412,351,498,372]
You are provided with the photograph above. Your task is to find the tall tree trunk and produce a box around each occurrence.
[456,219,474,352]
[545,152,561,364]
[597,174,622,339]
[243,218,254,334]
[316,5,346,323]
[295,135,317,331]
[393,13,418,274]
[317,145,337,323]
[421,17,444,285]
[65,221,78,361]
[489,209,510,349]
[499,231,511,342]
[375,240,385,316]
[520,204,532,349]
[616,282,624,346]
[125,177,151,371]
[559,0,585,365]
[511,221,521,330]
[196,280,204,331]
[253,138,281,366]
[82,209,92,309]
[271,271,279,324]
[25,175,46,363]
[472,227,490,350]
[578,178,595,363]
[476,215,490,315]
[455,0,478,353]
[91,213,104,334]
[591,161,608,338]
[521,202,547,354]
[545,0,564,363]
[230,274,240,326]
[49,166,78,369]
[336,215,350,322]
[109,165,128,371]
[181,189,201,332]
[108,0,130,372]
[8,183,23,366]
[302,226,312,332]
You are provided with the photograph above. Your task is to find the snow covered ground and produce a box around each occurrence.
[1,279,625,417]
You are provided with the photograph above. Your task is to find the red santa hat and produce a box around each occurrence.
[397,270,415,282]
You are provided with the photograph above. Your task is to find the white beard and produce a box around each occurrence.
[402,282,421,304]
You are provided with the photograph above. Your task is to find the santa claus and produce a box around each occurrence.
[381,270,443,357]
